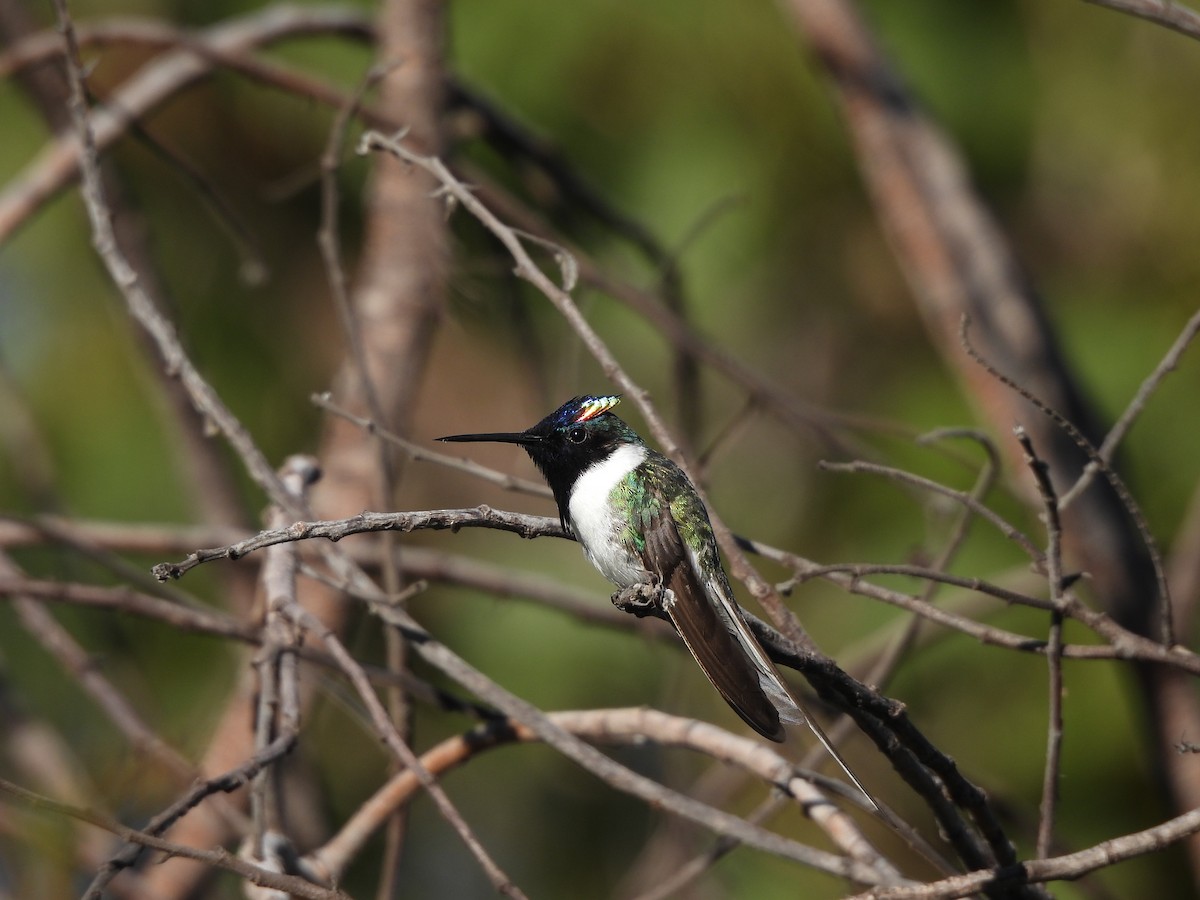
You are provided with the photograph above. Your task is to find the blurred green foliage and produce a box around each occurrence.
[1,0,1198,896]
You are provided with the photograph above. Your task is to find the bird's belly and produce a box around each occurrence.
[568,497,644,587]
[578,528,644,588]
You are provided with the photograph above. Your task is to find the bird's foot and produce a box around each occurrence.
[610,580,666,619]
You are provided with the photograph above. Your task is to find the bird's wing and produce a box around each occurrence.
[640,505,785,742]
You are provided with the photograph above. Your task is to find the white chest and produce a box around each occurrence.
[567,443,647,587]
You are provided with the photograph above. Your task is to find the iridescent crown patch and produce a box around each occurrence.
[571,395,620,424]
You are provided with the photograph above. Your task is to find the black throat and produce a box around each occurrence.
[521,441,617,534]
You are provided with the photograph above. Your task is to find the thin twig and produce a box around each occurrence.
[0,575,253,642]
[960,315,1174,646]
[1015,428,1067,860]
[818,459,1044,562]
[82,729,297,897]
[1060,308,1200,509]
[783,563,1056,612]
[0,778,343,900]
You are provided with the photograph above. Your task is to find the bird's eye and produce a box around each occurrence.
[567,427,587,444]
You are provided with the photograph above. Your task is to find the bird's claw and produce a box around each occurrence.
[610,580,665,619]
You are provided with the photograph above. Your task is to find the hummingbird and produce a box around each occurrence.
[439,395,871,799]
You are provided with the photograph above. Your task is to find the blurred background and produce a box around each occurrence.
[1,0,1199,896]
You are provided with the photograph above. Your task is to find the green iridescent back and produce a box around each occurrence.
[610,450,720,568]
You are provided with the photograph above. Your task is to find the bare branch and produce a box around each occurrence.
[151,507,567,581]
[1082,0,1200,41]
[310,708,904,886]
[341,599,901,885]
[848,805,1200,899]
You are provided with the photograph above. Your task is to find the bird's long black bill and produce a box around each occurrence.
[436,431,539,445]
